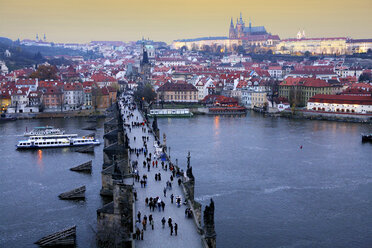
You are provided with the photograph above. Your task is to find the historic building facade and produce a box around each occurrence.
[157,82,198,103]
[307,94,372,114]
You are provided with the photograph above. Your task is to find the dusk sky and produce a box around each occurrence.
[1,0,371,44]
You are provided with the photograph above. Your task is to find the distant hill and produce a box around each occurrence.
[0,37,102,71]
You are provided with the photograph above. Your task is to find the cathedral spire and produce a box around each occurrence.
[230,17,234,27]
[239,12,244,24]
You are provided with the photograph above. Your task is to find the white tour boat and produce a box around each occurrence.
[24,126,65,136]
[16,135,100,149]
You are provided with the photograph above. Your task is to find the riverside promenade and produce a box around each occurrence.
[122,95,203,248]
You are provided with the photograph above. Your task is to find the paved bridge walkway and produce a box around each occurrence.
[121,96,202,248]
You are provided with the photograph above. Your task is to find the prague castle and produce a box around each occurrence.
[172,13,279,52]
[172,14,372,55]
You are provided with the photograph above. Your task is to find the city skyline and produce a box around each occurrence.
[0,0,372,44]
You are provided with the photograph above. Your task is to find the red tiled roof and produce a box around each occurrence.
[157,82,197,92]
[280,77,331,87]
[91,73,116,82]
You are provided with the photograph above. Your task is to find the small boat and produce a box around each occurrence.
[362,133,372,142]
[16,135,100,149]
[24,126,65,136]
[0,113,17,122]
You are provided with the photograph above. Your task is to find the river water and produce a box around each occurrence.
[157,112,372,248]
[0,113,371,247]
[0,117,104,248]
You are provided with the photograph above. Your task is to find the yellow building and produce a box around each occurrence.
[276,37,349,55]
[251,91,268,108]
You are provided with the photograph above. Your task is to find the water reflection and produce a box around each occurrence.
[214,116,220,130]
[214,116,220,136]
[37,149,44,171]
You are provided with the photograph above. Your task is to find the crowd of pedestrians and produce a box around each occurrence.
[120,94,196,242]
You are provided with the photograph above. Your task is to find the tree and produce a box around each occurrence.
[359,72,371,82]
[30,65,58,80]
[134,83,156,104]
[289,86,303,107]
[143,83,157,103]
[237,45,245,54]
[304,51,311,57]
[92,88,103,110]
[267,80,279,107]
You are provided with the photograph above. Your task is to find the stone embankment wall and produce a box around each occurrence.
[280,110,372,123]
[11,109,106,119]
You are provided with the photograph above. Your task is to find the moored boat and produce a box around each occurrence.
[208,106,247,115]
[361,133,372,142]
[16,135,100,149]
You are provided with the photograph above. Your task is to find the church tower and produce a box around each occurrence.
[140,43,151,81]
[236,13,245,39]
[229,18,236,39]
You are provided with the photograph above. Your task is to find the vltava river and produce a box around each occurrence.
[0,113,371,247]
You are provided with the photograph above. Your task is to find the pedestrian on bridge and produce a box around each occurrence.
[161,217,166,228]
[137,211,141,222]
[174,223,178,236]
[168,217,172,228]
[170,223,173,236]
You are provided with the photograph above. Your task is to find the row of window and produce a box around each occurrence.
[166,95,197,100]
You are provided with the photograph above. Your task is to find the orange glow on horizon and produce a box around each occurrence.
[0,0,371,43]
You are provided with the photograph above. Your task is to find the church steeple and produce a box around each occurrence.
[239,12,244,25]
[229,17,236,39]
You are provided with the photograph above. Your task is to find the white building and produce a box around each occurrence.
[0,60,8,74]
[63,83,83,110]
[307,94,372,114]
